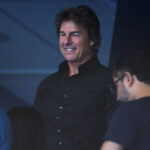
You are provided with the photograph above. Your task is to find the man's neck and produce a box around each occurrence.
[134,82,150,100]
[68,62,80,76]
[67,54,94,76]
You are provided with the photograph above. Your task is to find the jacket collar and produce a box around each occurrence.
[58,55,101,74]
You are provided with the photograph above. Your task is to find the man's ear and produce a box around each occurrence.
[90,40,94,46]
[124,72,134,87]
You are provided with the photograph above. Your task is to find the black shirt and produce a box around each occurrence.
[103,97,150,150]
[34,55,118,150]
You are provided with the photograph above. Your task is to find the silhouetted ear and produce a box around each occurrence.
[124,72,134,87]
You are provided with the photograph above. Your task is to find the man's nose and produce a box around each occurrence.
[64,35,72,44]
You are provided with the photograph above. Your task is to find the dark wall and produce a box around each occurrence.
[109,0,150,68]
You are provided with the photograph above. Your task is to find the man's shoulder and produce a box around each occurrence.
[114,98,150,119]
[115,102,134,114]
[119,97,150,110]
[95,64,113,81]
[96,62,112,74]
[37,71,59,89]
[42,71,59,82]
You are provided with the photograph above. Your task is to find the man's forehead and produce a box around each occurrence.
[60,20,85,30]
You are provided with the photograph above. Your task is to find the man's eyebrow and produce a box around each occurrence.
[59,31,65,33]
[71,31,81,33]
[59,30,81,33]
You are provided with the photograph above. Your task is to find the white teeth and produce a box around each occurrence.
[66,48,73,51]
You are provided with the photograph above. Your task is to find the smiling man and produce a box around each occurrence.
[59,20,94,76]
[100,49,150,150]
[34,5,118,150]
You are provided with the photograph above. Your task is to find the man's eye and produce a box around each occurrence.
[72,33,80,36]
[59,33,65,36]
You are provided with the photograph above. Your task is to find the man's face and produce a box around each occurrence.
[59,20,94,64]
[114,76,131,102]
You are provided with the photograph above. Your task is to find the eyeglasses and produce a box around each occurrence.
[109,74,125,95]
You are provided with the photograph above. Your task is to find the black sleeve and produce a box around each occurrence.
[104,88,120,126]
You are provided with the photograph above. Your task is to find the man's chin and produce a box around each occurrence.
[117,97,127,102]
[118,98,131,103]
[66,59,76,63]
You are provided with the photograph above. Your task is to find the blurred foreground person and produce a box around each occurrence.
[0,108,11,150]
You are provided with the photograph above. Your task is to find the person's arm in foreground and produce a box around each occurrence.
[100,141,123,150]
[0,108,12,150]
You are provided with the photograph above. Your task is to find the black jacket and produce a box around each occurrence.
[34,55,118,150]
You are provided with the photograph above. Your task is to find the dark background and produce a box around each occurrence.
[0,0,150,111]
[109,0,150,68]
